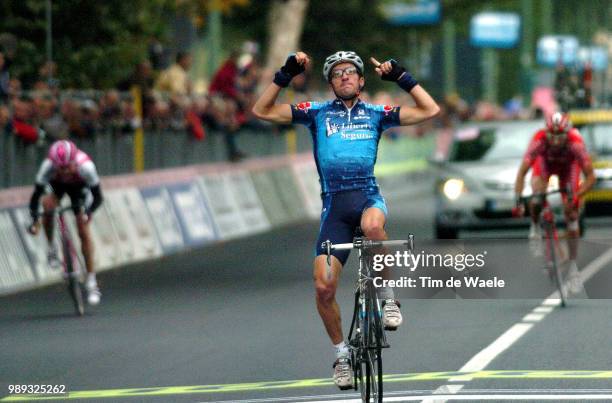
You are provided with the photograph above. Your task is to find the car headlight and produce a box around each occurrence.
[442,179,465,200]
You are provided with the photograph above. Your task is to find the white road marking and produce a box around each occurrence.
[297,393,612,402]
[431,246,612,401]
[522,313,546,322]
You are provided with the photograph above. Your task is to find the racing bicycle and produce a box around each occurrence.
[515,189,573,307]
[323,232,414,402]
[30,206,86,316]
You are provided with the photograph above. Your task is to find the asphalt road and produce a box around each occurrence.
[2,174,612,403]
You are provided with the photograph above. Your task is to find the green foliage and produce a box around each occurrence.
[0,0,175,88]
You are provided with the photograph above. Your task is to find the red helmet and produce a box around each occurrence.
[48,140,78,168]
[546,112,570,134]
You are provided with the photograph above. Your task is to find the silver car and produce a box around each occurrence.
[433,120,546,239]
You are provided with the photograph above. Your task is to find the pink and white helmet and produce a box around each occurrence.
[48,140,78,168]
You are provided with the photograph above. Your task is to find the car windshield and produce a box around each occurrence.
[584,124,612,156]
[449,122,540,162]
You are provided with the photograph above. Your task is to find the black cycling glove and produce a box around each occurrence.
[273,54,305,88]
[381,59,418,92]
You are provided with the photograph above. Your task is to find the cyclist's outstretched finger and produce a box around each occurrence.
[370,57,383,76]
[295,51,309,65]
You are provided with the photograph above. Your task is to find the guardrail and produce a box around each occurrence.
[1,127,313,189]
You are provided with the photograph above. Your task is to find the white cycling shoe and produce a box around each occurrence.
[567,262,584,295]
[382,299,402,331]
[333,357,353,390]
[85,277,101,305]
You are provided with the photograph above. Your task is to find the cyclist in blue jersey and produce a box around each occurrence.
[253,51,439,389]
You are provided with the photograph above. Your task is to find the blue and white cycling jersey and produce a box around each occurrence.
[291,98,401,194]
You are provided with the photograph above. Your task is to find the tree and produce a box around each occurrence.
[0,0,175,88]
[264,0,309,73]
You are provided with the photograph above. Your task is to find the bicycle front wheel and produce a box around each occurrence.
[364,281,384,402]
[63,237,84,316]
[365,347,382,402]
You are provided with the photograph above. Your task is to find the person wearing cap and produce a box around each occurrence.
[28,140,104,305]
[252,51,439,389]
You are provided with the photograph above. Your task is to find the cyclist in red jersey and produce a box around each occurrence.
[514,112,595,277]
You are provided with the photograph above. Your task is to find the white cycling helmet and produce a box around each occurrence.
[323,51,364,81]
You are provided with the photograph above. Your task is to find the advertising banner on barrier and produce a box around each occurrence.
[104,189,162,263]
[166,182,218,247]
[0,209,36,294]
[197,174,248,239]
[226,171,271,234]
[88,201,126,271]
[121,188,163,259]
[11,207,63,284]
[270,169,309,222]
[141,187,185,253]
[291,160,322,219]
[250,170,291,226]
[104,190,136,263]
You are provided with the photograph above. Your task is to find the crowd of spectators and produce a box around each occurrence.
[0,40,271,162]
[1,38,595,163]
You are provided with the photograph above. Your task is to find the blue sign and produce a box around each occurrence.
[140,186,185,253]
[470,12,521,49]
[166,182,218,247]
[578,46,608,72]
[380,0,441,26]
[536,35,579,67]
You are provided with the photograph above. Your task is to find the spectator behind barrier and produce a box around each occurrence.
[155,51,193,96]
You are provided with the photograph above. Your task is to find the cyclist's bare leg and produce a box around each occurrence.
[362,207,402,329]
[529,176,547,222]
[564,203,580,261]
[41,194,59,244]
[361,207,392,287]
[76,213,95,274]
[314,255,344,344]
[361,207,388,242]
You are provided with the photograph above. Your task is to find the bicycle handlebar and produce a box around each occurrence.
[519,188,569,202]
[323,235,415,253]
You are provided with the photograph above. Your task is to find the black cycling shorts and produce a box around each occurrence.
[49,181,88,215]
[315,188,388,266]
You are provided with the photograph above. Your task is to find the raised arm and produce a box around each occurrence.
[371,57,439,125]
[252,52,310,125]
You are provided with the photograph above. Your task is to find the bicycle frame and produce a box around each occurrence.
[56,206,85,316]
[521,191,568,306]
[540,204,568,307]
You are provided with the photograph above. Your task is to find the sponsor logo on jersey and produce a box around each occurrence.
[296,102,312,113]
[326,119,372,138]
[341,132,375,140]
[354,108,370,120]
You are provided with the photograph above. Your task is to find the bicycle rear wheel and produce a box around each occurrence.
[63,237,84,316]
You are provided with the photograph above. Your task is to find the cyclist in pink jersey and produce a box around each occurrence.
[28,140,104,305]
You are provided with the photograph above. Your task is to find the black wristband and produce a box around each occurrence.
[397,72,419,92]
[273,70,292,88]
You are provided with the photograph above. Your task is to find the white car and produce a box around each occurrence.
[433,120,553,239]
